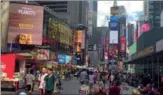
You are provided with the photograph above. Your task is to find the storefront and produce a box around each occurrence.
[1,53,26,90]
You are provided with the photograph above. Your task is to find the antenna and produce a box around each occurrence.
[113,0,117,7]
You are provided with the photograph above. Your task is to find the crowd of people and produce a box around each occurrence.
[16,66,162,95]
[78,68,122,95]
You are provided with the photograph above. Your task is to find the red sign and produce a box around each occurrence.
[1,54,16,79]
[141,24,150,32]
[120,37,126,52]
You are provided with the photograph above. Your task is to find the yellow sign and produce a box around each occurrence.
[19,23,33,28]
[136,46,154,58]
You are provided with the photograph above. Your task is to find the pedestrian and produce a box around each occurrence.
[25,69,35,94]
[80,69,88,85]
[110,73,115,87]
[89,71,95,90]
[44,68,56,95]
[38,67,47,95]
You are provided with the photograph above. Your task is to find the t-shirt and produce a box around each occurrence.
[44,75,55,91]
[39,73,47,89]
[80,71,88,82]
[89,75,94,84]
[25,74,35,85]
[109,86,120,95]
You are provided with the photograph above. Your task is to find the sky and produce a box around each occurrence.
[97,1,144,27]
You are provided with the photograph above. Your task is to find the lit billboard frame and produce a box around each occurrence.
[109,31,118,44]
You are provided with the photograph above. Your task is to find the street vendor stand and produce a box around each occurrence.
[1,53,26,91]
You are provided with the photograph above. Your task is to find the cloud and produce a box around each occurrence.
[97,1,143,27]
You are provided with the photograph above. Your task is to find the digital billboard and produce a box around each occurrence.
[110,6,119,15]
[58,54,66,64]
[110,16,119,30]
[8,3,44,45]
[109,31,118,44]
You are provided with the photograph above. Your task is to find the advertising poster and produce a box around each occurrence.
[110,16,119,30]
[50,52,58,62]
[109,44,118,57]
[1,54,16,79]
[76,30,82,43]
[58,54,66,64]
[65,55,72,64]
[120,36,126,52]
[110,6,119,15]
[8,3,44,45]
[109,31,118,44]
[35,49,49,60]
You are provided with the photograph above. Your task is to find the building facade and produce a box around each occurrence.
[147,1,163,28]
[127,23,134,47]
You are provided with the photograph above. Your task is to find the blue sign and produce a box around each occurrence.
[58,54,66,64]
[109,16,119,30]
[65,55,72,64]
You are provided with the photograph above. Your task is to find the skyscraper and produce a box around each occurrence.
[145,1,163,28]
[38,1,89,28]
[127,24,134,47]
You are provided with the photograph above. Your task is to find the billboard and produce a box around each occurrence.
[110,6,119,15]
[120,36,126,52]
[58,54,66,64]
[110,16,119,30]
[8,3,44,45]
[129,42,137,56]
[109,44,118,58]
[76,30,82,43]
[109,31,118,44]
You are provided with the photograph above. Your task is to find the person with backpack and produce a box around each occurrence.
[44,68,56,95]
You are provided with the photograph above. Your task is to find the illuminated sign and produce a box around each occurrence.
[111,6,119,15]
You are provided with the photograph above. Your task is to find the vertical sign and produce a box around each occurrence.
[120,36,126,52]
[81,30,85,49]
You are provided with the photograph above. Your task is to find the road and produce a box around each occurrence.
[2,78,134,95]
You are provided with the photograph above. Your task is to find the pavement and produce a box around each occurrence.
[2,78,134,95]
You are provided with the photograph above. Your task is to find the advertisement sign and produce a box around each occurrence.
[135,46,154,58]
[110,16,119,30]
[8,3,44,45]
[76,30,82,43]
[58,54,66,64]
[48,18,60,41]
[129,42,137,56]
[1,54,16,79]
[109,31,118,44]
[111,6,119,15]
[34,49,49,60]
[65,55,72,64]
[109,44,118,57]
[120,36,126,52]
[50,52,57,61]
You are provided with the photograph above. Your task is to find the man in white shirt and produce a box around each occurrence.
[38,67,47,95]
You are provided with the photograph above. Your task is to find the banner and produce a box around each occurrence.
[1,54,16,79]
[120,36,126,52]
[8,3,44,45]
